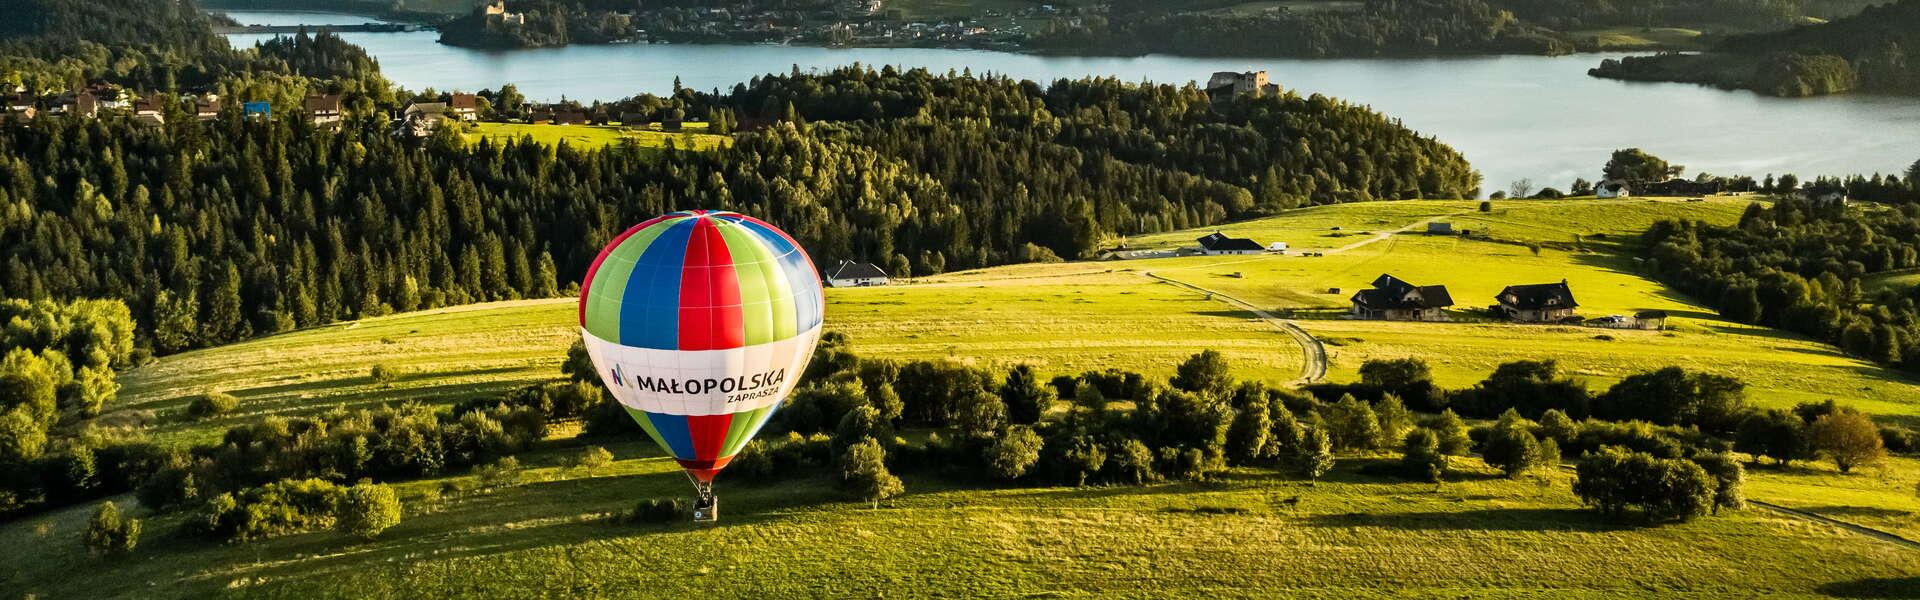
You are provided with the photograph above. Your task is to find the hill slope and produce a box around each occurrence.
[10,197,1920,598]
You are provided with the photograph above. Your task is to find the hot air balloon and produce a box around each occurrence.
[578,210,823,522]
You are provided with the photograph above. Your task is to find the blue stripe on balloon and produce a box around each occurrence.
[645,412,696,459]
[621,217,696,349]
[729,217,823,332]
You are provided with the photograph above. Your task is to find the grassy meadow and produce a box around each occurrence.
[4,448,1917,598]
[1133,198,1920,421]
[12,197,1920,598]
[464,122,731,152]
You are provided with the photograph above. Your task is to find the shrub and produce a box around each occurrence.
[1401,428,1446,482]
[562,339,597,382]
[573,446,614,474]
[985,426,1044,480]
[1293,427,1336,480]
[1450,360,1591,419]
[475,456,523,488]
[1595,367,1746,433]
[1574,447,1714,522]
[1691,452,1745,514]
[1224,400,1271,465]
[85,501,140,556]
[1171,350,1233,397]
[1156,446,1214,482]
[1537,409,1577,444]
[580,395,634,438]
[1735,409,1811,466]
[1319,394,1380,452]
[337,483,403,540]
[187,391,240,419]
[1358,358,1443,411]
[837,438,903,507]
[1432,410,1473,456]
[1810,408,1886,473]
[833,405,892,456]
[369,364,401,385]
[1371,395,1413,451]
[728,440,776,482]
[998,364,1054,425]
[193,478,348,543]
[1103,439,1158,485]
[1481,413,1544,477]
[621,498,691,524]
[1045,433,1106,486]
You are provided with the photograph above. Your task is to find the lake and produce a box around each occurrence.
[220,10,1920,194]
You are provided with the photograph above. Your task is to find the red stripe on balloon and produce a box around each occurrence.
[685,414,733,463]
[677,216,745,350]
[578,214,672,327]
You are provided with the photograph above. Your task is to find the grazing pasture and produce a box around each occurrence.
[23,197,1920,599]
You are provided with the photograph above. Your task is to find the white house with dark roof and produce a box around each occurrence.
[1495,280,1580,323]
[1351,274,1453,321]
[1195,232,1264,256]
[825,260,890,288]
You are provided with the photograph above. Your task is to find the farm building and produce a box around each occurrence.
[1596,179,1630,199]
[305,95,343,127]
[449,93,480,121]
[1634,310,1668,330]
[1427,222,1453,234]
[825,260,890,288]
[1350,274,1453,321]
[48,91,96,118]
[193,96,221,121]
[1195,232,1264,255]
[1495,280,1580,323]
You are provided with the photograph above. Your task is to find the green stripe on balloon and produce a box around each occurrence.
[721,403,774,457]
[716,222,785,346]
[584,219,679,341]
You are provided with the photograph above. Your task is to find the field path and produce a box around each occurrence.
[1143,272,1327,384]
[1749,500,1920,551]
[1321,210,1472,255]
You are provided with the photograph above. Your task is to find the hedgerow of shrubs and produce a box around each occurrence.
[191,478,404,543]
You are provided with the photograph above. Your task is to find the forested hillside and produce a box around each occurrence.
[1031,0,1574,57]
[0,0,388,99]
[1590,0,1920,96]
[0,62,1477,354]
[1645,196,1920,373]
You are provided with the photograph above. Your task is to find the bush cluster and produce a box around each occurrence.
[192,478,404,543]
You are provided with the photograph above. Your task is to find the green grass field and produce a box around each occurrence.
[463,122,731,152]
[12,197,1920,598]
[1569,27,1707,50]
[4,450,1917,598]
[1866,269,1920,296]
[1132,198,1920,420]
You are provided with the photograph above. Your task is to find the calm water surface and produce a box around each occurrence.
[222,10,1920,194]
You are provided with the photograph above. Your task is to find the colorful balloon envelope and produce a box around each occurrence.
[578,210,823,489]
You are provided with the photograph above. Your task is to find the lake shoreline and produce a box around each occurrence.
[218,9,1920,196]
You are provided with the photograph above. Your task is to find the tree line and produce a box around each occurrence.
[1589,0,1920,97]
[0,64,1478,354]
[1644,197,1920,374]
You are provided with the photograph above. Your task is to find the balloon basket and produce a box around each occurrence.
[693,494,719,523]
[690,479,719,523]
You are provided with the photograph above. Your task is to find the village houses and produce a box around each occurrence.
[1494,280,1580,323]
[825,260,890,288]
[1350,274,1453,321]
